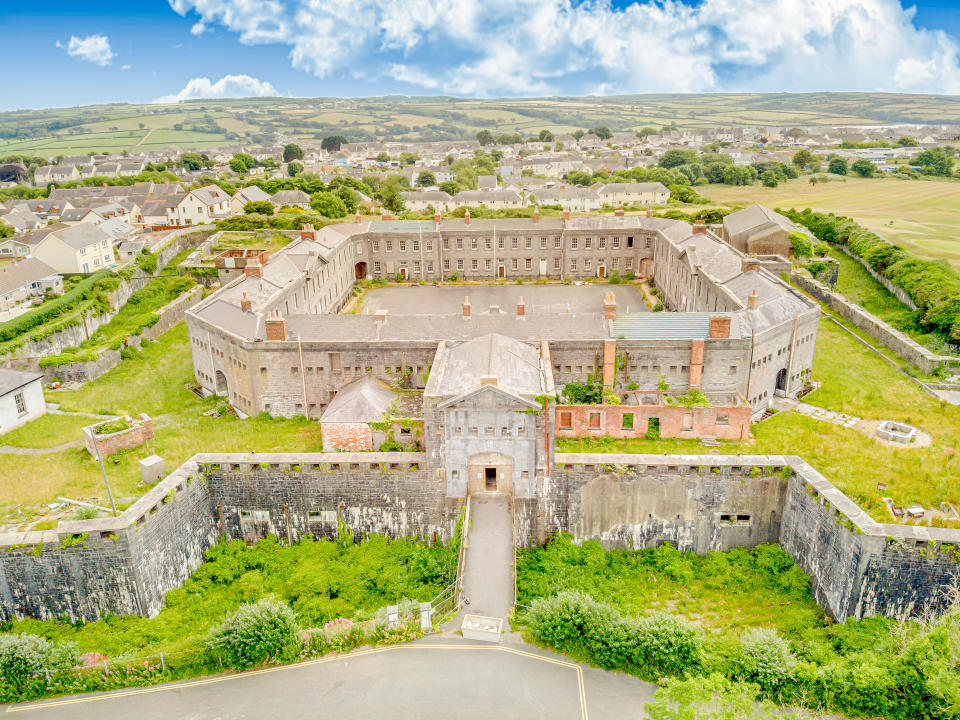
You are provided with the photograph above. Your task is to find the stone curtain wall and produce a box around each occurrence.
[553,453,960,621]
[791,270,957,373]
[201,453,450,544]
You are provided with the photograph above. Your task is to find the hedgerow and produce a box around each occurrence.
[783,208,960,341]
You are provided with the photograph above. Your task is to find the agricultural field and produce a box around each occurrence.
[698,176,960,268]
[4,92,960,156]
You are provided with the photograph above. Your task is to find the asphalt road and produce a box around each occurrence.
[4,636,657,720]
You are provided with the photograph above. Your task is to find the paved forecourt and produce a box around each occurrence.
[3,635,656,720]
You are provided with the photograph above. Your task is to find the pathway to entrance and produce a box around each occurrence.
[454,494,515,629]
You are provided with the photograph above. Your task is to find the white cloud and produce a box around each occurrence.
[154,74,279,103]
[121,64,132,71]
[190,20,208,35]
[167,0,960,95]
[56,34,115,67]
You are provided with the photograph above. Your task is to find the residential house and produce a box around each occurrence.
[531,186,600,212]
[31,223,116,273]
[270,189,310,210]
[0,237,32,260]
[452,189,524,210]
[33,165,80,185]
[400,190,453,212]
[167,185,232,227]
[0,207,44,234]
[0,258,62,312]
[231,185,273,215]
[593,182,669,206]
[0,369,45,435]
[477,175,498,190]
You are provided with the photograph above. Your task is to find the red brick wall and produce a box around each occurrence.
[555,403,750,441]
[321,422,373,452]
[85,417,155,457]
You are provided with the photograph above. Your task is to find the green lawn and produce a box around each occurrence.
[559,320,960,523]
[0,413,93,449]
[0,323,325,513]
[698,176,960,269]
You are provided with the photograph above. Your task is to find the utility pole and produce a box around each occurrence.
[93,438,118,516]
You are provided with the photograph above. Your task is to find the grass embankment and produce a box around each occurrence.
[4,534,454,658]
[0,323,325,517]
[559,320,960,523]
[0,414,93,449]
[697,176,960,269]
[40,275,196,367]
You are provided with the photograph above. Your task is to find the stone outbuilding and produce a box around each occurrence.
[0,368,45,435]
[320,376,400,452]
[721,204,812,257]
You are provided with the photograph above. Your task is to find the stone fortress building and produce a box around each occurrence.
[2,211,958,629]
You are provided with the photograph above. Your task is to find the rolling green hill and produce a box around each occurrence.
[2,93,959,157]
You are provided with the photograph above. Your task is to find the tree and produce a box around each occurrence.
[287,161,304,177]
[761,170,779,187]
[566,170,593,186]
[244,200,274,215]
[828,157,848,175]
[309,191,348,218]
[636,126,659,139]
[786,127,805,139]
[896,136,919,147]
[659,149,697,169]
[851,158,877,177]
[206,598,301,669]
[180,152,204,171]
[476,130,494,146]
[282,144,303,163]
[538,129,554,142]
[399,152,419,166]
[416,171,436,187]
[496,132,523,145]
[572,129,585,141]
[791,149,813,169]
[590,125,613,140]
[321,135,347,152]
[376,152,390,163]
[438,180,459,195]
[229,153,256,174]
[914,147,954,177]
[378,174,410,213]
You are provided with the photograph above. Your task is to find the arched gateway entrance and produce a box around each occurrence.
[355,261,367,280]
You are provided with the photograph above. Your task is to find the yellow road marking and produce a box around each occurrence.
[6,643,589,719]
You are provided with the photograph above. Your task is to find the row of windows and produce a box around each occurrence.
[371,257,636,275]
[556,411,730,430]
[371,236,641,253]
[452,425,528,437]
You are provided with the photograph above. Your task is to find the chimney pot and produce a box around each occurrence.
[265,312,287,341]
[464,209,470,225]
[533,207,540,223]
[434,209,442,224]
[462,296,471,317]
[646,209,653,218]
[562,208,570,221]
[517,296,525,317]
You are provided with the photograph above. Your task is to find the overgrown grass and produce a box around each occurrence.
[0,323,326,512]
[558,320,960,522]
[0,414,93,448]
[3,534,454,658]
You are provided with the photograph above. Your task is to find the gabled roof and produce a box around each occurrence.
[320,376,397,423]
[0,258,59,296]
[431,333,544,398]
[46,223,111,251]
[0,368,43,396]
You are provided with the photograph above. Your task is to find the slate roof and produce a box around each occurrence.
[613,312,741,340]
[0,368,43,396]
[0,258,59,296]
[320,376,397,423]
[431,333,544,398]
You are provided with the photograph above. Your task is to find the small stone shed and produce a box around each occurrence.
[320,376,422,452]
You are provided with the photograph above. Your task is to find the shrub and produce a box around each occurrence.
[645,674,798,720]
[0,633,80,695]
[206,597,302,668]
[736,627,797,694]
[136,250,158,274]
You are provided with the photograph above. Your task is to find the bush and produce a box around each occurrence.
[0,633,80,695]
[645,674,798,720]
[206,597,302,668]
[526,591,702,681]
[136,250,158,274]
[736,627,797,694]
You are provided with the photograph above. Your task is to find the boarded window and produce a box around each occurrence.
[588,412,601,428]
[559,411,572,429]
[622,413,634,429]
[328,352,342,372]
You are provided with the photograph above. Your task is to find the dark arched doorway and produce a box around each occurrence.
[355,262,367,280]
[215,370,228,396]
[775,368,788,392]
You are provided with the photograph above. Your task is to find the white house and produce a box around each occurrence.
[531,186,600,212]
[31,224,116,273]
[167,185,232,227]
[0,258,62,312]
[400,190,453,212]
[452,190,524,210]
[34,165,80,185]
[0,369,45,435]
[593,182,669,206]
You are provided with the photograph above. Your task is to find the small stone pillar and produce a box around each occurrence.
[140,454,165,485]
[420,602,432,631]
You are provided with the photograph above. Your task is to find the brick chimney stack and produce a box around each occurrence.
[464,209,470,225]
[381,210,393,221]
[462,296,471,317]
[646,209,653,218]
[517,296,525,317]
[709,314,731,338]
[742,257,761,273]
[240,292,252,313]
[355,211,362,224]
[300,224,317,242]
[374,309,388,323]
[748,289,759,309]
[533,207,540,223]
[562,208,570,221]
[614,206,624,217]
[265,311,287,341]
[243,264,263,278]
[434,209,442,225]
[692,220,706,235]
[603,291,617,320]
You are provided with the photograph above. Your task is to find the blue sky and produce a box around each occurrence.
[3,0,959,111]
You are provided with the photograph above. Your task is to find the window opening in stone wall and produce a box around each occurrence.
[622,413,634,429]
[559,411,572,429]
[589,411,601,428]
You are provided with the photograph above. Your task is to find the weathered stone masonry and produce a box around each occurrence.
[3,451,959,623]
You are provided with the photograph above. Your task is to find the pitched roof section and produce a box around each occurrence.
[0,368,43,396]
[431,333,544,398]
[613,312,741,340]
[320,376,397,423]
[0,258,59,296]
